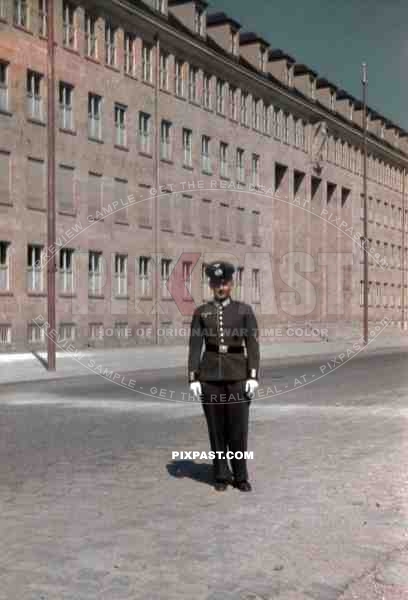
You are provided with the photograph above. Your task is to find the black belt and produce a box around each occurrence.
[206,344,244,354]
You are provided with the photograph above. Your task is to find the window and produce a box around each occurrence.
[175,59,184,97]
[62,2,76,49]
[203,73,211,109]
[253,98,262,130]
[216,79,225,114]
[251,154,260,187]
[0,61,9,112]
[263,104,270,134]
[182,261,192,298]
[38,0,47,36]
[295,119,305,149]
[0,325,11,345]
[251,269,261,303]
[161,258,172,299]
[310,77,316,100]
[59,323,75,341]
[194,5,205,35]
[188,66,198,102]
[59,82,74,130]
[105,23,117,67]
[88,251,103,295]
[236,148,245,182]
[27,245,43,291]
[240,91,249,126]
[27,70,43,121]
[59,248,74,293]
[0,241,10,291]
[229,86,238,121]
[200,199,212,237]
[160,52,169,90]
[160,120,172,161]
[139,112,151,154]
[220,142,229,178]
[88,93,102,140]
[259,48,267,71]
[85,13,97,58]
[142,43,152,83]
[201,264,211,300]
[201,135,211,173]
[89,323,104,340]
[124,33,136,76]
[13,0,28,27]
[183,128,192,167]
[114,253,127,296]
[251,211,261,246]
[139,256,151,297]
[114,103,127,147]
[235,267,244,301]
[28,323,45,344]
[231,31,238,55]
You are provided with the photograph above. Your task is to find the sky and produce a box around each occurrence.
[211,0,408,129]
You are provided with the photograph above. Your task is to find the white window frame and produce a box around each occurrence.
[160,120,172,161]
[160,52,169,90]
[142,43,153,83]
[88,93,102,140]
[139,112,151,154]
[203,73,211,109]
[175,59,184,97]
[62,2,76,49]
[0,241,10,291]
[182,261,192,298]
[251,154,260,187]
[220,142,229,178]
[0,61,9,113]
[38,0,47,36]
[13,0,29,27]
[105,22,117,67]
[59,248,74,293]
[124,33,135,76]
[114,253,128,296]
[27,70,43,121]
[188,66,198,103]
[0,324,11,345]
[183,128,192,167]
[59,82,74,130]
[27,245,43,292]
[216,79,225,115]
[114,103,127,147]
[85,12,97,58]
[251,268,261,303]
[88,251,103,295]
[201,135,211,173]
[139,256,151,297]
[236,148,245,183]
[161,258,172,299]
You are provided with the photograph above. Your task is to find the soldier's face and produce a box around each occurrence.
[211,280,233,300]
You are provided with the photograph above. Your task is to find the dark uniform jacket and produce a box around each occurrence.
[188,296,260,383]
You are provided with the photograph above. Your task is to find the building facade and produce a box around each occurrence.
[0,0,407,351]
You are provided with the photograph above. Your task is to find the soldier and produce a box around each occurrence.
[188,261,260,492]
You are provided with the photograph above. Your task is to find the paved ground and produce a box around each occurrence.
[0,351,408,599]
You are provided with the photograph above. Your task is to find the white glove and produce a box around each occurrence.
[245,379,259,399]
[189,381,202,400]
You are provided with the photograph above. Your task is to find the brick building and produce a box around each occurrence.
[0,0,407,351]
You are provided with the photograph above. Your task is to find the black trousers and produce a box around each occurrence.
[201,381,250,483]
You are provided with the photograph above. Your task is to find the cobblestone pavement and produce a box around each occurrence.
[0,353,408,599]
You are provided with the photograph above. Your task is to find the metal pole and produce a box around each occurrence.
[47,0,56,370]
[153,33,160,345]
[402,168,406,329]
[362,63,369,345]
